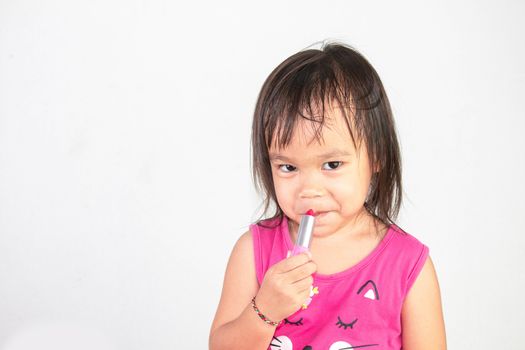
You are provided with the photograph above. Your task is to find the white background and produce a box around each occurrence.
[1,0,524,349]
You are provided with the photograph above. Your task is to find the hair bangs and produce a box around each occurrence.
[264,53,363,151]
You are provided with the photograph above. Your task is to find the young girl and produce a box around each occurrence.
[209,43,446,350]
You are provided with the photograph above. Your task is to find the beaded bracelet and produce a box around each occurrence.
[251,296,280,327]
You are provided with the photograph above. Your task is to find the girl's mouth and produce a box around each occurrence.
[300,210,331,220]
[313,211,330,218]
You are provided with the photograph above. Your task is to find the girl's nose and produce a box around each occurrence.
[299,173,324,198]
[299,188,323,199]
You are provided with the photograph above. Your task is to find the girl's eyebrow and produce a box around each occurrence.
[269,150,352,162]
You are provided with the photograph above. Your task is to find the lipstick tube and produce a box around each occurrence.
[291,209,315,256]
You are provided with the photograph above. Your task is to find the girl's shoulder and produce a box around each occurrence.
[249,216,289,285]
[249,216,287,245]
[250,216,284,231]
[387,224,429,253]
[383,224,430,293]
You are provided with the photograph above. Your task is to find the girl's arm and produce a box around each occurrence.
[401,256,447,350]
[209,230,276,350]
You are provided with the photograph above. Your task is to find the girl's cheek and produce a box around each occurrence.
[275,181,291,199]
[274,182,296,207]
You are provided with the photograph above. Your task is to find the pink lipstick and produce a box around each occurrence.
[291,209,316,256]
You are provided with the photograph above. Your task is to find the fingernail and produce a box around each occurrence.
[286,250,291,258]
[306,251,312,259]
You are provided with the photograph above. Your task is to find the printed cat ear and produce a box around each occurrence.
[357,280,380,300]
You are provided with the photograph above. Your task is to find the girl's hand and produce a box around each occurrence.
[254,252,317,322]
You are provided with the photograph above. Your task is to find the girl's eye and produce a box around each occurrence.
[278,164,297,173]
[322,161,342,170]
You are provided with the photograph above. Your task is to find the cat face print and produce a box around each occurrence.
[269,280,381,350]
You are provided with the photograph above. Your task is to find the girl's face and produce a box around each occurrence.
[269,107,374,239]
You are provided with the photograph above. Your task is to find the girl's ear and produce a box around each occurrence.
[372,161,382,174]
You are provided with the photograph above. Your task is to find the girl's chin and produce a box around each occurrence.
[312,226,337,238]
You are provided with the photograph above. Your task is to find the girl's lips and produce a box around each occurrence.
[303,210,330,217]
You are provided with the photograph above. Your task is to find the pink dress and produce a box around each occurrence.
[250,216,429,350]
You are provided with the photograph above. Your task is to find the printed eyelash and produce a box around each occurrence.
[335,316,358,330]
[284,317,304,326]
